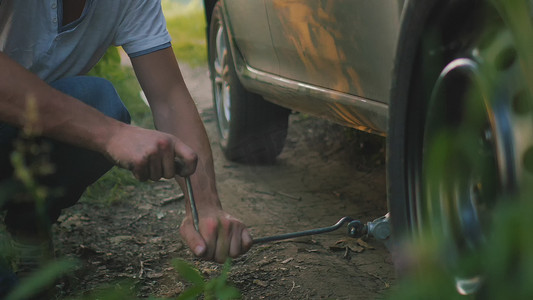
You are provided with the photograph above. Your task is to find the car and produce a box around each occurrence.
[202,0,533,292]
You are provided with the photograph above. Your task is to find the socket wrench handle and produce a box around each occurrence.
[252,217,366,245]
[185,177,200,232]
[175,157,200,232]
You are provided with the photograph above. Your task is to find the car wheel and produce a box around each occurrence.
[389,1,533,293]
[208,2,290,164]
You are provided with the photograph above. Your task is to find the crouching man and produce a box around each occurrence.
[0,0,251,295]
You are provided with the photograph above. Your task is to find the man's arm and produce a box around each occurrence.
[0,51,197,179]
[130,47,252,263]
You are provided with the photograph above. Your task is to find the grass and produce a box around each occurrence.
[163,0,208,67]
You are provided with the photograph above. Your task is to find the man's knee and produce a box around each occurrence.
[50,76,131,124]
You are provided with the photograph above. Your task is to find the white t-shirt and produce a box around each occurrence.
[0,0,172,82]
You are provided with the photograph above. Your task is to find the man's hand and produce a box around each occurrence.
[105,124,198,181]
[179,208,253,263]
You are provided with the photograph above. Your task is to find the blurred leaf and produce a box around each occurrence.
[204,278,216,291]
[176,285,203,300]
[73,280,138,300]
[0,179,22,207]
[172,259,205,286]
[215,285,241,300]
[6,258,79,300]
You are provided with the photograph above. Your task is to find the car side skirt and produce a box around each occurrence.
[240,64,388,136]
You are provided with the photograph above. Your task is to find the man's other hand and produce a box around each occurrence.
[179,209,253,263]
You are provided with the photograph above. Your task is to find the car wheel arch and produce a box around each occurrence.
[204,0,249,85]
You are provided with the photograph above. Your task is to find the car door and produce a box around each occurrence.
[264,0,401,103]
[224,0,279,74]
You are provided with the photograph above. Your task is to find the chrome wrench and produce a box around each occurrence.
[185,176,200,231]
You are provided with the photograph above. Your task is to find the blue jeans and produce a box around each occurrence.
[0,76,131,237]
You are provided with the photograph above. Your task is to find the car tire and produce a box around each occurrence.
[208,1,290,164]
[388,0,532,291]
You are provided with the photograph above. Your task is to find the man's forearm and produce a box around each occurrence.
[0,51,121,154]
[131,48,222,210]
[151,87,221,210]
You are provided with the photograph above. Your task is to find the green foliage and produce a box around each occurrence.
[6,259,79,300]
[173,259,204,286]
[173,259,241,300]
[391,190,533,299]
[0,131,81,299]
[88,47,154,128]
[390,0,533,298]
[67,280,140,300]
[164,2,207,67]
[80,167,144,206]
[87,46,121,78]
[4,98,58,215]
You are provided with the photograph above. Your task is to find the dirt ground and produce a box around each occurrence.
[53,63,395,299]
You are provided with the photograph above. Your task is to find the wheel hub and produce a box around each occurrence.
[421,59,502,252]
[416,21,531,292]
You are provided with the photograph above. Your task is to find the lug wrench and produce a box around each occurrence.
[252,216,366,244]
[184,176,200,231]
[183,178,390,245]
[252,214,391,245]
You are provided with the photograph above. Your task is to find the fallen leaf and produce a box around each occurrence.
[78,244,103,257]
[356,238,375,250]
[281,257,293,264]
[330,238,364,253]
[160,194,184,205]
[147,272,164,279]
[253,279,268,287]
[202,268,217,276]
[257,256,276,267]
[137,204,153,211]
[149,236,163,244]
[59,214,87,228]
[349,245,364,253]
[166,243,183,253]
[156,211,166,220]
[134,237,148,245]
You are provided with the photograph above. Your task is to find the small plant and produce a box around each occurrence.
[0,97,81,299]
[172,259,241,300]
[5,259,78,300]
